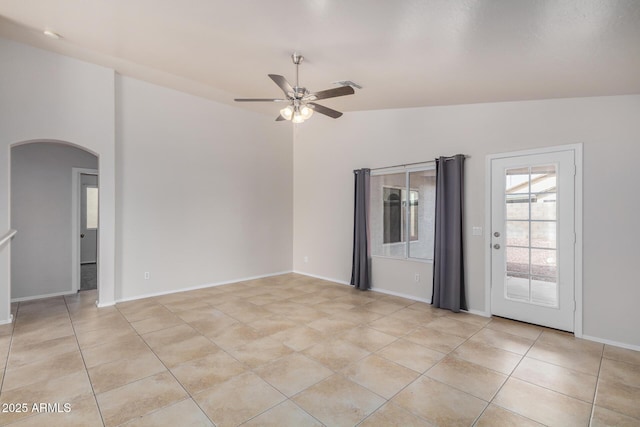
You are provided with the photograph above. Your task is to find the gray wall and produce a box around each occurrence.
[293,94,640,348]
[0,37,116,318]
[115,76,293,300]
[0,38,292,315]
[11,142,98,299]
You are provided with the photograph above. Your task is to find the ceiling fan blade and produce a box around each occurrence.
[268,74,294,96]
[234,98,288,102]
[308,102,343,119]
[304,85,355,101]
[275,114,286,121]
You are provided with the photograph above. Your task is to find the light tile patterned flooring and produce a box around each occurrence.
[1,273,639,426]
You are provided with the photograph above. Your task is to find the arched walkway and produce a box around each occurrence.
[4,139,113,316]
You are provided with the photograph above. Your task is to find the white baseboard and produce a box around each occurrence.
[0,314,13,325]
[96,301,115,308]
[115,270,294,304]
[292,270,350,286]
[370,287,431,304]
[294,270,435,303]
[465,308,491,318]
[294,272,501,318]
[581,334,640,352]
[11,290,77,303]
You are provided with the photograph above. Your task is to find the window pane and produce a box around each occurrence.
[506,221,529,247]
[86,187,99,229]
[408,169,436,260]
[506,195,529,220]
[530,165,556,193]
[383,187,402,244]
[531,276,558,307]
[506,272,529,302]
[506,246,529,274]
[531,222,556,248]
[505,168,530,194]
[370,169,436,260]
[531,197,556,220]
[409,190,419,242]
[531,248,556,277]
[370,173,406,258]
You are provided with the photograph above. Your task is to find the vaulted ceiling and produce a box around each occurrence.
[1,0,639,115]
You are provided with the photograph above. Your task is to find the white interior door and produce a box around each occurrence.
[490,150,575,331]
[80,174,98,264]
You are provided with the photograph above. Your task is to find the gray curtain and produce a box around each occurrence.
[432,155,467,312]
[350,168,371,290]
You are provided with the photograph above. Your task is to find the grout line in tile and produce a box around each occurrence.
[67,299,191,425]
[114,297,306,426]
[461,317,531,425]
[587,341,606,426]
[522,352,601,376]
[0,305,18,392]
[63,294,107,427]
[113,305,195,397]
[486,321,599,425]
[5,279,639,427]
[507,374,597,405]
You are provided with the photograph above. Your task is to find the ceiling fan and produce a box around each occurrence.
[234,53,355,123]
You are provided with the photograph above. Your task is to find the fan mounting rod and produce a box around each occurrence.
[292,53,303,90]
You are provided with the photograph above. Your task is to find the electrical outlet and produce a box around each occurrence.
[144,272,150,280]
[304,256,309,263]
[414,273,420,282]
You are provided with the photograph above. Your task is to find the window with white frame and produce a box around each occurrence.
[86,186,99,230]
[370,167,436,260]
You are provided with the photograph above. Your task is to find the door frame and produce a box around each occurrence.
[72,168,99,293]
[484,143,583,337]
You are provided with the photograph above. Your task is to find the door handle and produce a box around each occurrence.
[493,244,500,249]
[81,234,85,238]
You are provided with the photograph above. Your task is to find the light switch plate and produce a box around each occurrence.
[472,226,483,236]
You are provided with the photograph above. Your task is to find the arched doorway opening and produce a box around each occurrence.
[10,140,100,302]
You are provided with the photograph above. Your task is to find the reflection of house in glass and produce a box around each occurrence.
[504,165,559,307]
[370,169,436,260]
[382,187,419,244]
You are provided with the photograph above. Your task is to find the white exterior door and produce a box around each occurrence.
[490,149,576,331]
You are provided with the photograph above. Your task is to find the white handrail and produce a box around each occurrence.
[0,229,17,248]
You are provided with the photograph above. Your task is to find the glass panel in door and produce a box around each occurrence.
[504,165,558,308]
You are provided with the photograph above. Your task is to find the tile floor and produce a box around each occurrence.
[0,273,639,426]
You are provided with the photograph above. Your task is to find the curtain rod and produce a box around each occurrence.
[354,154,470,173]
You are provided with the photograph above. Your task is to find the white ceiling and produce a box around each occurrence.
[1,0,639,117]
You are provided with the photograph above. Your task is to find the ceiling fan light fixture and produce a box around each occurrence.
[300,105,314,120]
[280,105,294,120]
[292,111,305,124]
